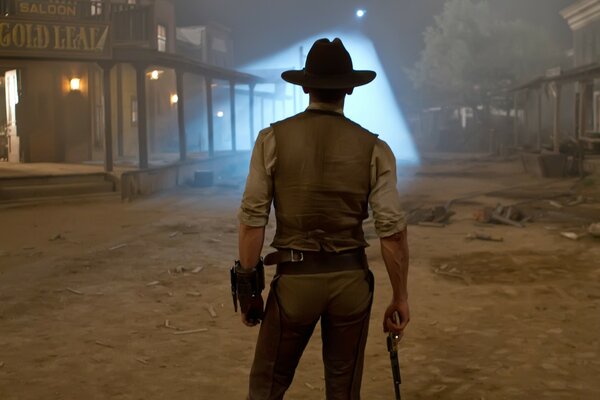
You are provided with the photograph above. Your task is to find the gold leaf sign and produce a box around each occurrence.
[0,19,111,59]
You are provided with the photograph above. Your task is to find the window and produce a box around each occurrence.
[157,24,167,52]
[128,0,137,4]
[91,1,103,16]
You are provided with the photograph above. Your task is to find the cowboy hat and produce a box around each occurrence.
[281,38,376,89]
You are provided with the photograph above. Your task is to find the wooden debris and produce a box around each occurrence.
[418,222,446,228]
[208,238,222,243]
[136,357,149,365]
[491,213,524,228]
[173,328,208,335]
[49,234,65,241]
[109,243,127,251]
[169,231,180,238]
[466,233,504,242]
[95,341,114,349]
[548,200,563,209]
[146,281,161,287]
[560,232,585,241]
[164,319,178,330]
[567,196,584,207]
[66,287,83,295]
[304,383,316,390]
[206,304,217,318]
[186,291,202,297]
[191,266,204,273]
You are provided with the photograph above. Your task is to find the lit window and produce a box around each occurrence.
[128,0,137,4]
[157,24,167,52]
[91,1,103,16]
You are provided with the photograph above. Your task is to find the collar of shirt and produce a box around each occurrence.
[306,102,344,116]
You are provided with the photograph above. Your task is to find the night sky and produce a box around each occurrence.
[176,0,573,100]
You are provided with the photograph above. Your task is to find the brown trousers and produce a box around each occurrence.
[248,269,374,400]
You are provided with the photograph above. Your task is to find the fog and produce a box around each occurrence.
[177,0,573,104]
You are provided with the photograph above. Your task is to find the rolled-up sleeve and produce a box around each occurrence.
[238,128,276,227]
[369,139,407,237]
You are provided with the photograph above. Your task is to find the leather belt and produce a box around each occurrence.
[264,248,367,275]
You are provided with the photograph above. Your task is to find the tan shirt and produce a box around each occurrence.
[238,102,407,240]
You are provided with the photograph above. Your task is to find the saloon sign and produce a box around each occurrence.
[0,19,111,59]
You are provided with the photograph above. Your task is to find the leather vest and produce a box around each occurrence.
[271,109,378,251]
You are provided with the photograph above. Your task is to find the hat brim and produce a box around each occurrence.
[281,69,376,89]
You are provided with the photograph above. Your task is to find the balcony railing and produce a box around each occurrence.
[112,5,152,45]
[0,0,153,46]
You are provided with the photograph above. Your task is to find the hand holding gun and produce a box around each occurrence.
[386,312,402,400]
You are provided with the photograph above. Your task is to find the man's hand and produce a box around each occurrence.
[383,300,410,337]
[241,295,264,327]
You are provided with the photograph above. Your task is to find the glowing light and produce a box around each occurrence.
[69,78,81,91]
[216,111,225,118]
[170,94,179,105]
[356,9,366,18]
[148,70,162,80]
[241,32,420,165]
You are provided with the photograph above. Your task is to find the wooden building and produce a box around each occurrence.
[0,0,264,173]
[513,0,600,158]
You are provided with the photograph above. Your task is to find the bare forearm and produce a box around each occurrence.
[380,228,409,301]
[239,224,266,270]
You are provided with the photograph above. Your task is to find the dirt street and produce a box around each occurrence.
[1,156,599,399]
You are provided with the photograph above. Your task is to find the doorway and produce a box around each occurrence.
[3,69,20,162]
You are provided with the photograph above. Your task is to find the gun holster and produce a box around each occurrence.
[230,259,265,313]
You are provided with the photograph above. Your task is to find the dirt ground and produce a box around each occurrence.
[1,155,599,399]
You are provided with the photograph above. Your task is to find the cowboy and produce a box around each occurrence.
[233,38,410,400]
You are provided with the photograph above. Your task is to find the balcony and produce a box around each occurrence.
[0,0,153,47]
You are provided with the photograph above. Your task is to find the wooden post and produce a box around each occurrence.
[537,87,543,151]
[116,64,124,157]
[249,83,255,145]
[205,77,214,157]
[553,83,561,154]
[513,93,519,148]
[101,63,114,172]
[135,64,149,169]
[229,80,237,152]
[176,70,187,162]
[578,81,587,140]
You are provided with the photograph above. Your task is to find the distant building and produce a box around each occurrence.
[0,0,262,171]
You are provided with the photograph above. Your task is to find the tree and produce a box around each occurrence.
[409,0,564,107]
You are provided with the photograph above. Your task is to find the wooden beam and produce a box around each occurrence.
[100,62,114,173]
[537,88,543,151]
[578,81,587,140]
[513,93,519,148]
[176,70,187,161]
[229,80,237,152]
[553,83,562,154]
[249,83,255,145]
[135,64,149,169]
[116,64,124,157]
[206,77,214,157]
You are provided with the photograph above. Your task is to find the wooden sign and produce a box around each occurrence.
[16,1,79,19]
[0,19,111,59]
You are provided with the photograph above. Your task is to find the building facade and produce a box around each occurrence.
[0,0,263,171]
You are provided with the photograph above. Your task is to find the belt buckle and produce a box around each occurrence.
[290,249,304,263]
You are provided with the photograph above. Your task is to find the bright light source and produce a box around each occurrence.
[241,32,420,165]
[356,9,366,18]
[148,70,162,80]
[170,94,179,105]
[216,111,225,118]
[69,78,81,91]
